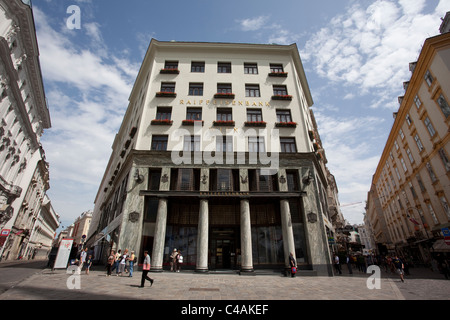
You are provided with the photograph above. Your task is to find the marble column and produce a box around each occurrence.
[280,199,296,269]
[196,198,209,272]
[151,197,168,272]
[240,198,253,273]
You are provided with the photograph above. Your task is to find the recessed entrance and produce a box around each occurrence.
[210,228,239,270]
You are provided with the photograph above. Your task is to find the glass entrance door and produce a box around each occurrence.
[210,228,239,270]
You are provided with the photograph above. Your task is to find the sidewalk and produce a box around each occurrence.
[0,265,403,300]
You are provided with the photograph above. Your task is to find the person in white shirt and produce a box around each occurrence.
[118,249,128,276]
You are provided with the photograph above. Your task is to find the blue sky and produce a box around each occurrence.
[31,0,449,230]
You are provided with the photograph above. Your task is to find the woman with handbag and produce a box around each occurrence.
[289,252,297,278]
[139,251,154,288]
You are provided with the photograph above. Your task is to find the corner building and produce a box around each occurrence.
[88,40,333,276]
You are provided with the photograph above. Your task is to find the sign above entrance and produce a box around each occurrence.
[180,99,271,107]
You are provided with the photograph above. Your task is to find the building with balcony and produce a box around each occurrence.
[0,0,57,260]
[87,39,337,276]
[365,19,450,262]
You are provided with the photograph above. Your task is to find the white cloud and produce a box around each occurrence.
[301,0,446,106]
[238,16,269,31]
[33,7,139,222]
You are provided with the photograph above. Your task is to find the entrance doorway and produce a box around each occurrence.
[210,228,239,270]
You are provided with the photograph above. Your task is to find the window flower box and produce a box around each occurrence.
[275,122,297,128]
[182,119,204,126]
[214,93,235,99]
[156,92,177,98]
[213,120,235,127]
[160,68,180,74]
[244,121,267,127]
[272,95,293,101]
[151,119,173,126]
[268,72,288,77]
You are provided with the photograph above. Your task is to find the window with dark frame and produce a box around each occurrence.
[273,85,288,96]
[156,107,172,120]
[164,61,178,70]
[191,61,205,73]
[184,135,201,152]
[218,62,231,73]
[151,135,168,151]
[248,137,265,153]
[161,82,175,93]
[286,170,299,192]
[217,108,232,121]
[189,83,203,96]
[270,64,284,73]
[216,135,233,153]
[276,110,292,123]
[217,83,232,94]
[244,63,258,74]
[245,84,260,97]
[280,138,297,153]
[186,107,202,121]
[247,109,263,122]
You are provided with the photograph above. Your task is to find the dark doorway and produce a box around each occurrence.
[210,228,239,270]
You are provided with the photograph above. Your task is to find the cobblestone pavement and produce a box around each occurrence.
[1,262,448,301]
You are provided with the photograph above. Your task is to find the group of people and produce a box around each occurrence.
[169,248,183,272]
[106,249,137,277]
[333,253,370,275]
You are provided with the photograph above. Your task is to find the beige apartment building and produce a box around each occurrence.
[87,39,341,276]
[365,26,450,262]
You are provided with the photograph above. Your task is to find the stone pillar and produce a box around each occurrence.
[240,198,253,273]
[151,197,168,272]
[280,199,296,269]
[196,198,209,272]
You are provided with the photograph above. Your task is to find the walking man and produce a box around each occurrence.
[392,255,405,283]
[139,251,154,288]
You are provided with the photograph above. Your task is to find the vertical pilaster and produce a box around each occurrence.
[151,197,168,272]
[196,198,209,272]
[280,199,296,269]
[240,198,253,273]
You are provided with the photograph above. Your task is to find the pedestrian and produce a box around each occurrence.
[170,248,178,272]
[112,249,121,274]
[106,250,115,276]
[118,249,128,276]
[289,252,297,277]
[85,255,92,275]
[79,247,88,270]
[392,255,405,283]
[346,254,353,274]
[128,250,135,277]
[139,251,154,288]
[334,254,342,275]
[176,250,183,272]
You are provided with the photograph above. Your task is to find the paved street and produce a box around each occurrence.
[0,261,448,302]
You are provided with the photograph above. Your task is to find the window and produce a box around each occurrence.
[244,63,258,74]
[427,203,439,224]
[189,83,203,96]
[424,117,436,137]
[273,85,288,96]
[217,83,232,94]
[148,169,162,191]
[406,148,415,164]
[438,148,450,172]
[399,129,404,140]
[286,170,299,192]
[406,114,412,126]
[425,70,434,87]
[436,94,450,118]
[217,169,233,191]
[414,95,422,109]
[426,162,437,183]
[217,108,232,121]
[280,138,297,153]
[394,140,399,151]
[249,170,278,192]
[276,110,292,123]
[416,174,426,192]
[248,137,265,153]
[186,108,202,121]
[191,61,205,73]
[161,82,175,93]
[270,64,284,73]
[156,107,172,120]
[218,62,231,73]
[216,136,233,153]
[409,182,418,199]
[400,158,407,172]
[151,135,168,151]
[245,84,260,97]
[184,135,201,152]
[164,61,178,70]
[247,109,262,122]
[440,196,450,219]
[414,134,424,152]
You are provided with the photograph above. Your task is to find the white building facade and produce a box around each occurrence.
[88,40,334,276]
[0,0,57,260]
